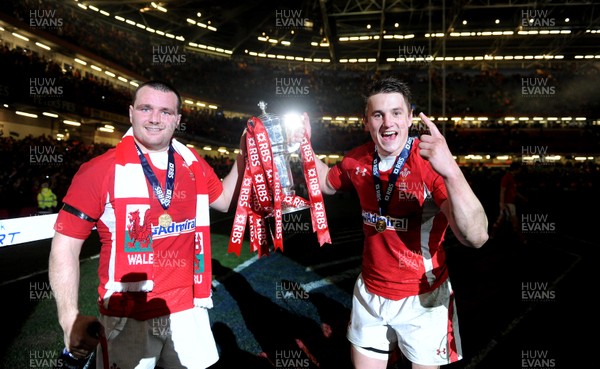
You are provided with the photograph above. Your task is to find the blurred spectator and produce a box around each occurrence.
[490,162,527,243]
[37,181,57,214]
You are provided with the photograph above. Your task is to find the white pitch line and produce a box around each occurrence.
[212,254,259,288]
[301,266,361,293]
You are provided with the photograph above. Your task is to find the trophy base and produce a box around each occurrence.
[282,202,310,214]
[263,194,311,217]
[281,193,311,214]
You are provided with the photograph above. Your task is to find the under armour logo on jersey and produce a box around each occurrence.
[355,167,367,176]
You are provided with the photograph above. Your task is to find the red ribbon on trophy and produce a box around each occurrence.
[228,107,331,257]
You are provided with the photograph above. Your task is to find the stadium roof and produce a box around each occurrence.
[81,0,599,67]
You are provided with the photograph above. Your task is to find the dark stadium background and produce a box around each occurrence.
[0,1,597,368]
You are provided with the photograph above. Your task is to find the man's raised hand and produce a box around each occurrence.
[417,112,460,178]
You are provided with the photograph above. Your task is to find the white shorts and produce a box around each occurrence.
[97,307,219,369]
[347,274,462,366]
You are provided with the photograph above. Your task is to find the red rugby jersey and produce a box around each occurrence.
[55,148,223,319]
[327,139,450,300]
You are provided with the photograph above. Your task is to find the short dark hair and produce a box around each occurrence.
[132,80,182,113]
[363,77,412,115]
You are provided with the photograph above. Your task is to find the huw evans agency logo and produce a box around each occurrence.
[521,77,556,97]
[28,350,62,368]
[30,78,63,97]
[521,350,556,369]
[521,213,556,234]
[29,9,63,29]
[521,9,556,27]
[275,77,310,96]
[521,146,556,166]
[29,145,63,165]
[30,281,53,301]
[152,317,172,337]
[274,350,310,369]
[521,281,556,302]
[275,9,309,29]
[282,212,310,233]
[275,280,309,300]
[152,45,187,65]
[398,45,433,65]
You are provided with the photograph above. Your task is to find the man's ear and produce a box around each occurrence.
[129,105,134,123]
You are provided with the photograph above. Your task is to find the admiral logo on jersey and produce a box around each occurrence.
[152,218,196,239]
[362,210,408,231]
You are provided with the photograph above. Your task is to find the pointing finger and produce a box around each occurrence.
[418,112,442,137]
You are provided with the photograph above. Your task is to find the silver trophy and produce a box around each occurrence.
[256,101,309,214]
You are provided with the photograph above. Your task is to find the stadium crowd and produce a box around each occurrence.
[1,40,598,154]
[1,0,599,117]
[0,133,597,222]
[0,0,598,222]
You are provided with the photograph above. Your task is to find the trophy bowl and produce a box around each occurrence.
[255,101,310,214]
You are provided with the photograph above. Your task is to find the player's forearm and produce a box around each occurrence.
[216,153,246,212]
[314,155,336,195]
[49,233,82,331]
[443,172,489,248]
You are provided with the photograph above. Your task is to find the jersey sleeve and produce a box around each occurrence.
[54,152,114,240]
[327,144,370,192]
[327,160,353,192]
[430,171,448,208]
[196,156,224,204]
